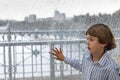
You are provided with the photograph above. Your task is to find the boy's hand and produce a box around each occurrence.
[49,48,64,61]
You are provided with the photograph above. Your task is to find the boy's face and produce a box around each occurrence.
[86,34,106,55]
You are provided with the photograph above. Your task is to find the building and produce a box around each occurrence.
[24,14,37,22]
[54,10,66,22]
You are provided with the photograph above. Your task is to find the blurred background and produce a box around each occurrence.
[0,0,120,80]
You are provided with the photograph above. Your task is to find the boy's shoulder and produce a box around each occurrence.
[105,53,119,70]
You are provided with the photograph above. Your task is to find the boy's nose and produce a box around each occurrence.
[86,40,89,45]
[86,41,90,47]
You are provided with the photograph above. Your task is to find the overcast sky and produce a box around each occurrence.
[0,0,120,21]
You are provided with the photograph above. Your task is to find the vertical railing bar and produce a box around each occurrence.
[40,45,43,80]
[8,25,12,80]
[60,42,64,80]
[50,43,55,80]
[13,33,17,80]
[3,46,7,80]
[65,44,69,71]
[22,45,25,80]
[59,30,64,80]
[13,46,16,80]
[31,45,34,80]
[70,43,73,80]
[78,42,81,80]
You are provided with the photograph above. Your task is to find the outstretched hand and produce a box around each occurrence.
[49,47,64,61]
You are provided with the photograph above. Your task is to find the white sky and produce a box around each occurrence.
[0,0,120,21]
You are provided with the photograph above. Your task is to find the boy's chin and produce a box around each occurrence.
[88,50,93,54]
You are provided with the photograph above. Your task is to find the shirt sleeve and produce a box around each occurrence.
[64,57,82,71]
[108,68,120,80]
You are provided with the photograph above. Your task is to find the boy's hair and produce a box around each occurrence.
[86,23,116,51]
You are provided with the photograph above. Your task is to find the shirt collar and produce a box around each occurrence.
[86,52,108,66]
[98,52,108,66]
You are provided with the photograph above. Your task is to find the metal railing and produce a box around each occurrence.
[0,39,86,80]
[0,30,120,80]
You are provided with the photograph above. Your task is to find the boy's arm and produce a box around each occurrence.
[108,68,120,80]
[64,57,82,71]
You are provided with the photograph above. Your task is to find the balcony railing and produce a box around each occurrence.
[0,30,120,80]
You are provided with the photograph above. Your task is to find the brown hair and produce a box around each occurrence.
[86,23,116,51]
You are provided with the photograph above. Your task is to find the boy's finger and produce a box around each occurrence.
[52,48,58,53]
[60,48,62,53]
[55,47,59,52]
[49,52,56,56]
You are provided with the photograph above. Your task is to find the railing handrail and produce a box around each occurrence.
[0,39,86,46]
[0,29,120,34]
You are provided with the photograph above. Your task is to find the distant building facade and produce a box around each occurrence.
[24,14,36,22]
[54,10,66,22]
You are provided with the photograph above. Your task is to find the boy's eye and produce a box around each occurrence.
[90,38,93,41]
[87,38,94,42]
[86,38,94,42]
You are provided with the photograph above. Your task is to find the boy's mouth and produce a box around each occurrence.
[87,47,91,50]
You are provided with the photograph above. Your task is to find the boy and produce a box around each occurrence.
[49,23,120,80]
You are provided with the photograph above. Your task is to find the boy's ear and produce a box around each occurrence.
[102,43,108,47]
